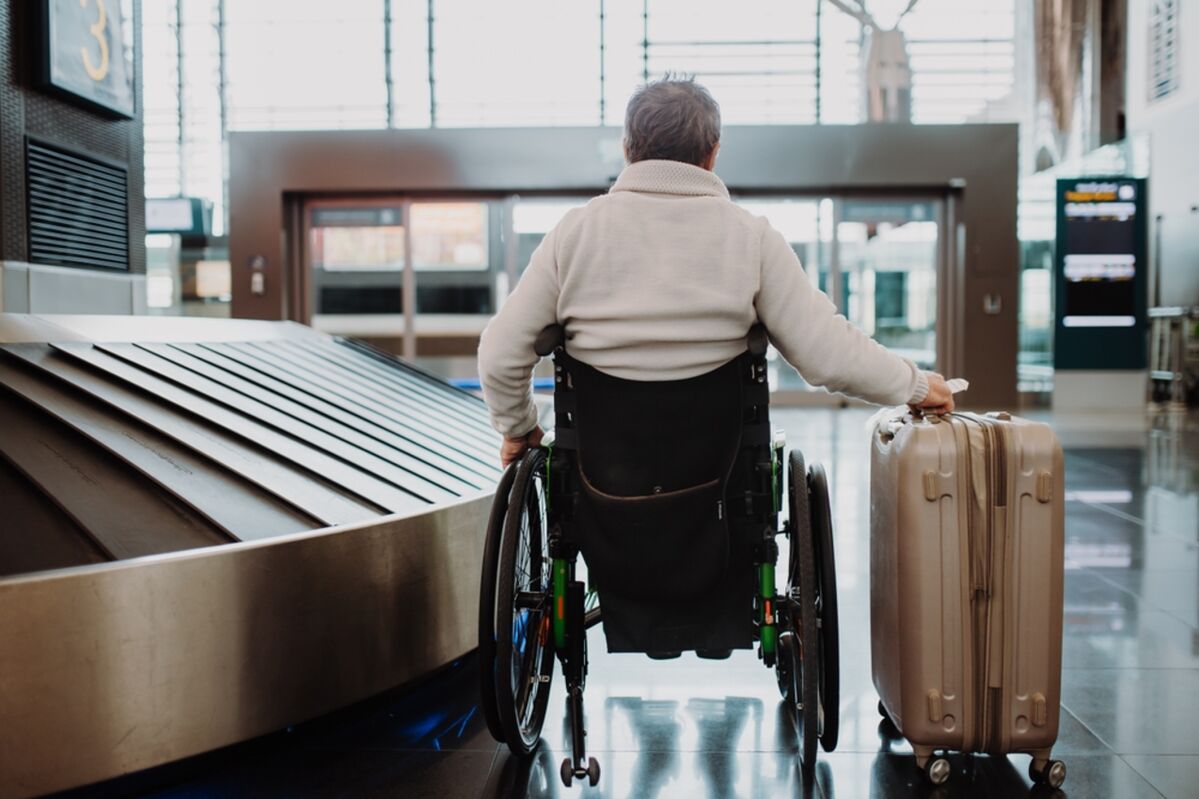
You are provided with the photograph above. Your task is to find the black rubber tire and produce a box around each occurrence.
[788,450,810,585]
[775,627,795,703]
[479,461,518,742]
[808,463,841,753]
[788,451,820,774]
[780,446,807,704]
[495,449,555,755]
[776,629,799,706]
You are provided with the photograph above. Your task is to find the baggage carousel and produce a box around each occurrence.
[0,314,501,797]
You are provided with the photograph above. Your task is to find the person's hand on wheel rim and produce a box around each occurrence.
[500,425,544,467]
[911,372,955,415]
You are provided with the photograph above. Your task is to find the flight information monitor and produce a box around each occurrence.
[1054,178,1148,370]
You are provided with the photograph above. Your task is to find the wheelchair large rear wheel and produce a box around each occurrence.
[786,451,820,772]
[807,463,841,753]
[479,460,519,742]
[494,448,556,755]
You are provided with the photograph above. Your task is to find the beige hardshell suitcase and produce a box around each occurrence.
[870,410,1066,789]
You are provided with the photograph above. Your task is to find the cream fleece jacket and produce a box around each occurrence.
[478,159,928,438]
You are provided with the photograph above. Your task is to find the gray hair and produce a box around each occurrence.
[623,76,721,167]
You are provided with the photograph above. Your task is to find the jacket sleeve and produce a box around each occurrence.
[754,223,927,406]
[477,225,562,438]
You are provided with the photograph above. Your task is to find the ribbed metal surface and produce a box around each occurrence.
[0,316,500,797]
[0,335,500,577]
[26,140,129,271]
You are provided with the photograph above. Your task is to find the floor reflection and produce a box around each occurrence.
[64,409,1199,799]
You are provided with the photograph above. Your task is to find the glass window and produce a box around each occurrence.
[313,226,406,272]
[644,0,819,124]
[410,203,489,271]
[142,2,181,200]
[888,0,1016,123]
[389,0,432,127]
[511,198,591,273]
[433,2,600,126]
[224,0,388,130]
[838,205,939,370]
[309,206,405,319]
[734,198,829,393]
[142,1,1019,251]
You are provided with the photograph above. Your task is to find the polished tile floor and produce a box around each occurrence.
[64,408,1199,799]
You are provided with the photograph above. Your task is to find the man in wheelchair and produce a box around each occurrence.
[475,77,954,787]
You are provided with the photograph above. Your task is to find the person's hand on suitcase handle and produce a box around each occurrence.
[911,372,958,415]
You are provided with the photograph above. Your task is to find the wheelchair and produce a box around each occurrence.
[478,324,840,787]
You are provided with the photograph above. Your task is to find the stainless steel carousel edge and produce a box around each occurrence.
[0,493,492,798]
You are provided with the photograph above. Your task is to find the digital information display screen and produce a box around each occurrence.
[1055,178,1147,370]
[1061,181,1139,327]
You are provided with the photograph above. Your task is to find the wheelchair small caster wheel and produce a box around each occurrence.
[925,755,951,786]
[1030,758,1066,789]
[561,757,601,787]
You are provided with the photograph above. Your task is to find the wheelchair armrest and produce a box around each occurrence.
[534,324,566,356]
[747,324,768,357]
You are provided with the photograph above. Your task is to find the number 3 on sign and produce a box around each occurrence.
[79,0,110,82]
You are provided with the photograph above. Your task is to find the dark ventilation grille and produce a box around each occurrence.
[26,140,129,271]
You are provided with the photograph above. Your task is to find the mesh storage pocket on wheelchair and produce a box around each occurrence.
[575,471,727,601]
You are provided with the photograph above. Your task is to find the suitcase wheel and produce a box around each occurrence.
[1030,758,1067,789]
[875,701,900,741]
[924,755,951,786]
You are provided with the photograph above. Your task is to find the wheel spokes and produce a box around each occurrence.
[508,470,552,735]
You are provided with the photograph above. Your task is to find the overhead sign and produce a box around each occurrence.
[842,200,935,225]
[1054,178,1148,370]
[146,197,211,237]
[39,0,136,118]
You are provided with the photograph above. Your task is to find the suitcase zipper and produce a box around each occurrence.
[970,415,1009,754]
[987,421,1009,753]
[953,413,1010,754]
[972,417,990,752]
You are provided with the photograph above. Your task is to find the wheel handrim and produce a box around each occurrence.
[494,450,555,753]
[509,471,552,738]
[479,462,518,742]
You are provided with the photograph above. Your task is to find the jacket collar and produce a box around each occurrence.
[610,159,730,199]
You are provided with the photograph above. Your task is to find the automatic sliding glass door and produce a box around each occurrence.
[737,194,943,404]
[304,192,946,395]
[838,198,940,371]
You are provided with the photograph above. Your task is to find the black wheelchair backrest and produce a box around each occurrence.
[541,324,769,498]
